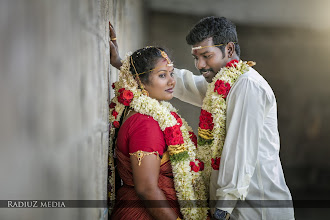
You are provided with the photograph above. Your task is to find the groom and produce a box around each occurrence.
[109,16,295,220]
[173,16,294,220]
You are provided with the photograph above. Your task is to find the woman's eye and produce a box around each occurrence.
[204,55,211,59]
[170,72,174,77]
[159,74,165,78]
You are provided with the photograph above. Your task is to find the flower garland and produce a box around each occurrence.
[108,53,208,219]
[197,60,253,196]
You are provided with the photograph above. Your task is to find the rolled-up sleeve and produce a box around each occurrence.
[215,76,266,213]
[173,68,208,107]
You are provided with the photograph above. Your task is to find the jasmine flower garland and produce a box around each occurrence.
[197,60,253,197]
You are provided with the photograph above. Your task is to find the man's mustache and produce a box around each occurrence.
[199,68,214,75]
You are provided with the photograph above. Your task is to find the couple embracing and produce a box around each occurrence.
[108,16,294,220]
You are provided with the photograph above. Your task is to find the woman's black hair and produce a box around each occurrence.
[129,46,170,85]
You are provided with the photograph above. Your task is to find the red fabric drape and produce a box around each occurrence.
[110,150,182,220]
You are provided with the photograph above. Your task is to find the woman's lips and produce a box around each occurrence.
[166,88,174,93]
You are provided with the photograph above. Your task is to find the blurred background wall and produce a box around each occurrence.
[0,0,144,219]
[1,0,330,219]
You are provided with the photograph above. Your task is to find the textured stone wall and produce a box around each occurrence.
[0,0,144,219]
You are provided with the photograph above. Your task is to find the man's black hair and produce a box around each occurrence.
[186,16,240,57]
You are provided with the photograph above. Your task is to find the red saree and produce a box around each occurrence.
[110,113,182,219]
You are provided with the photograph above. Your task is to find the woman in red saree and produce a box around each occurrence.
[108,22,208,220]
[109,46,182,220]
[111,113,182,219]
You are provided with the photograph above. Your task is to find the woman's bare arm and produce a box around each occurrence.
[131,153,178,220]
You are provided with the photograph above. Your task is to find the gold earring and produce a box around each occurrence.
[142,89,149,96]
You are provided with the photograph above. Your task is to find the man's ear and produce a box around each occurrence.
[226,42,235,58]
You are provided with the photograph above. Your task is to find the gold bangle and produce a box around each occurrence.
[111,37,117,41]
[176,217,181,220]
[129,150,159,166]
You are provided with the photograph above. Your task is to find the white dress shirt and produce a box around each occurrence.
[174,67,295,220]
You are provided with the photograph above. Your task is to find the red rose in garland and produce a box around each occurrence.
[198,160,204,171]
[109,102,116,109]
[164,125,184,146]
[189,161,199,172]
[195,158,204,171]
[171,112,183,126]
[199,109,214,130]
[189,131,197,147]
[211,157,221,170]
[122,90,133,100]
[164,126,173,136]
[214,80,231,99]
[225,59,239,68]
[117,88,134,106]
[189,159,204,172]
[113,121,120,128]
[112,110,118,119]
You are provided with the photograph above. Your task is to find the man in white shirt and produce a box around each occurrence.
[173,16,295,220]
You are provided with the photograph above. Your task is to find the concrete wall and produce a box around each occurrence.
[0,0,145,219]
[146,0,330,30]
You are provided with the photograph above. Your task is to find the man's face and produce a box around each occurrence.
[192,37,230,83]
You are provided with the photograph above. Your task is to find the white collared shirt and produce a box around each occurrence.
[174,68,295,220]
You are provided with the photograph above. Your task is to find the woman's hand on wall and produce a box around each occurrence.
[109,21,122,69]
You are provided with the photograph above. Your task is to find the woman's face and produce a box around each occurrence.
[143,58,176,101]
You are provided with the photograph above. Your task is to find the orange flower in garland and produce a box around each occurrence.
[117,88,134,106]
[199,109,214,130]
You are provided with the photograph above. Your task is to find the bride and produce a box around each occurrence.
[108,43,207,220]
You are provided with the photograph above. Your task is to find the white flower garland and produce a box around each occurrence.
[197,60,251,196]
[108,53,208,219]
